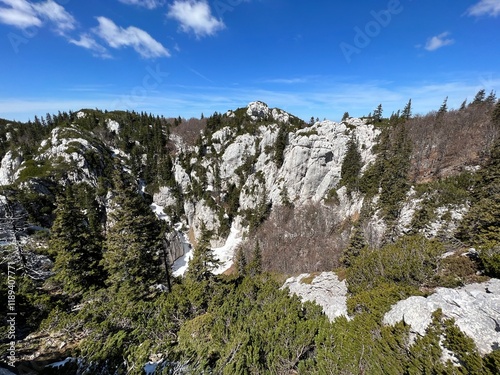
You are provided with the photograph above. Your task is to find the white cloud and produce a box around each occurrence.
[0,0,75,33]
[425,32,454,51]
[69,34,111,58]
[168,0,225,38]
[93,16,170,58]
[467,0,500,17]
[32,0,76,34]
[118,0,164,9]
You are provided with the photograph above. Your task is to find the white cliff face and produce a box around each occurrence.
[283,272,349,321]
[0,151,23,186]
[383,278,500,355]
[269,119,379,205]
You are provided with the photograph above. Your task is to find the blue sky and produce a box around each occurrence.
[0,0,499,122]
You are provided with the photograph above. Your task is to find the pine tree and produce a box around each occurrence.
[402,99,412,120]
[485,90,497,105]
[247,240,262,277]
[185,224,220,282]
[101,173,166,297]
[373,104,383,122]
[342,224,366,267]
[438,97,448,115]
[459,99,467,110]
[472,89,486,105]
[274,124,288,168]
[340,136,363,194]
[50,186,103,294]
[234,246,247,277]
[342,112,350,121]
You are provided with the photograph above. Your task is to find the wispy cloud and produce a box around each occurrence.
[118,0,164,9]
[167,0,224,38]
[93,16,170,58]
[424,32,454,51]
[0,0,75,34]
[32,0,76,34]
[467,0,500,17]
[189,68,214,83]
[69,34,111,58]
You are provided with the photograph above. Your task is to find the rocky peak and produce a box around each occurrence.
[246,101,292,123]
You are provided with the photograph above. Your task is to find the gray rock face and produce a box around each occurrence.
[282,272,349,321]
[383,278,500,355]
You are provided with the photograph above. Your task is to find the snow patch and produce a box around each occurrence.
[172,223,242,277]
[213,223,243,275]
[171,229,194,277]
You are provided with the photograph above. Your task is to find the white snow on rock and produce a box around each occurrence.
[213,223,243,275]
[383,278,500,355]
[172,223,242,277]
[76,111,86,119]
[171,223,194,277]
[283,272,349,321]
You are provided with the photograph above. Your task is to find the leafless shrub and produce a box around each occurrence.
[405,103,498,183]
[169,117,207,148]
[239,203,347,274]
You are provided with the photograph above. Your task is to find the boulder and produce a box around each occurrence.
[383,279,500,355]
[283,272,349,321]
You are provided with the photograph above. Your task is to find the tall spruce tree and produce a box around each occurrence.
[102,173,166,297]
[373,104,383,122]
[50,186,103,294]
[185,224,220,282]
[402,99,412,120]
[340,135,363,194]
[247,240,262,277]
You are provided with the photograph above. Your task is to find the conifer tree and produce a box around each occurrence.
[342,224,366,267]
[101,173,166,297]
[185,224,220,282]
[457,139,500,249]
[485,90,497,105]
[402,99,412,120]
[274,124,288,168]
[234,246,247,277]
[247,240,262,277]
[438,97,448,115]
[50,186,103,294]
[472,89,486,104]
[373,104,383,122]
[340,136,362,194]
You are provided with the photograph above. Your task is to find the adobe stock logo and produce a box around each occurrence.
[340,0,404,63]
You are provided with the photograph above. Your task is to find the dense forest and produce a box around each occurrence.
[1,92,500,374]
